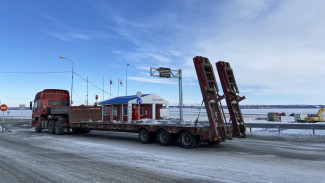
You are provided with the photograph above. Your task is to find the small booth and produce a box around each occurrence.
[99,94,169,122]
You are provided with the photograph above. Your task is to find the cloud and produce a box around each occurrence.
[128,76,177,85]
[46,32,92,42]
[39,13,113,42]
[42,0,325,104]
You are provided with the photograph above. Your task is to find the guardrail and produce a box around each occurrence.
[245,122,325,135]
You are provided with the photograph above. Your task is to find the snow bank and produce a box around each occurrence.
[2,110,32,118]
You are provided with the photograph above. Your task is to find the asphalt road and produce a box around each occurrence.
[0,128,325,183]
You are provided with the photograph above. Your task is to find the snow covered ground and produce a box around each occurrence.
[1,109,325,182]
[0,128,324,182]
[1,109,32,119]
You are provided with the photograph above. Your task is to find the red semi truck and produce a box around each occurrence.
[31,56,246,148]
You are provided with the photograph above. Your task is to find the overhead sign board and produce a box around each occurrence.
[158,67,171,78]
[0,104,8,112]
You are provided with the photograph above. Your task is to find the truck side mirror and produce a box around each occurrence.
[30,101,33,110]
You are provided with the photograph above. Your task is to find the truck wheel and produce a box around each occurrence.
[157,130,173,146]
[34,119,42,133]
[48,120,55,134]
[55,120,64,135]
[139,128,153,144]
[179,131,198,149]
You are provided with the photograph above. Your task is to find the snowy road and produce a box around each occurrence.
[1,128,325,183]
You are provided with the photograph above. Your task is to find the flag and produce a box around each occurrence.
[118,78,123,87]
[110,80,112,84]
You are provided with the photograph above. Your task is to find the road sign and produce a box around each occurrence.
[7,111,10,115]
[136,91,142,98]
[136,98,142,104]
[0,104,8,112]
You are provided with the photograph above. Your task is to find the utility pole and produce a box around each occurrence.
[103,75,105,101]
[87,76,89,105]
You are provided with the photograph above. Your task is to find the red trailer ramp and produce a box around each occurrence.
[216,61,246,138]
[193,56,230,142]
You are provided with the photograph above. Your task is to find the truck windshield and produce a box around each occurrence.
[48,100,61,106]
[62,99,69,106]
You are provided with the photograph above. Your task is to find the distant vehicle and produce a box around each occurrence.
[30,56,247,148]
[294,114,308,122]
[304,108,325,122]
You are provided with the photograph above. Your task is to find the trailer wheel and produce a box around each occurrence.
[139,128,153,144]
[157,130,173,146]
[48,120,55,134]
[179,131,198,149]
[34,119,42,133]
[55,120,64,135]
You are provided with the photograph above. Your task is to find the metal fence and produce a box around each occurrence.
[245,122,325,135]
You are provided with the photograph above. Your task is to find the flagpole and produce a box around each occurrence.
[117,78,119,97]
[110,76,111,99]
[87,76,89,105]
[103,75,104,101]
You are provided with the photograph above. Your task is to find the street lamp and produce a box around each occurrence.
[126,64,129,96]
[59,56,74,105]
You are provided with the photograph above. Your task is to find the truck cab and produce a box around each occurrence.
[31,89,70,129]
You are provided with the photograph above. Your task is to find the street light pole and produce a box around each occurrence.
[59,56,74,105]
[126,64,129,96]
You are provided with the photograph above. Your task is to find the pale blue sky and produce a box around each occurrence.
[1,0,325,106]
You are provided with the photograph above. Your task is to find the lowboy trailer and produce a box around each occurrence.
[31,56,246,148]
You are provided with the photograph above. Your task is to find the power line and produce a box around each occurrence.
[0,70,115,99]
[0,71,71,74]
[73,72,115,98]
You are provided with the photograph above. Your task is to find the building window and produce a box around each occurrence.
[113,108,117,116]
[103,106,109,116]
[140,107,144,116]
[123,107,128,116]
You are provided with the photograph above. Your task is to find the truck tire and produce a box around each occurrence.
[157,129,173,146]
[139,128,153,144]
[48,120,55,134]
[55,120,64,135]
[34,119,42,133]
[179,131,198,149]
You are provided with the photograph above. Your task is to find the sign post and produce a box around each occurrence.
[1,104,8,132]
[136,91,142,120]
[19,104,25,123]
